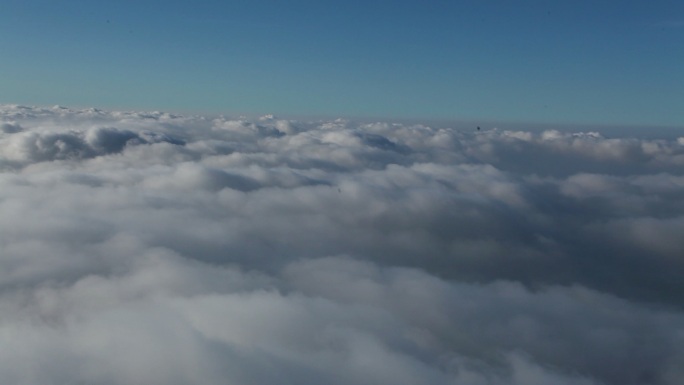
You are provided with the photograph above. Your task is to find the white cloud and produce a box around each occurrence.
[1,105,683,384]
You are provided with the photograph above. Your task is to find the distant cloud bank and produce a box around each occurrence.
[1,105,683,385]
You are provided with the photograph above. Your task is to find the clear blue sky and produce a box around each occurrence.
[1,1,682,125]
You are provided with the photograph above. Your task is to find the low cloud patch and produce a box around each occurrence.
[1,105,683,384]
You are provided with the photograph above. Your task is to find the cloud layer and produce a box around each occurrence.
[1,104,683,384]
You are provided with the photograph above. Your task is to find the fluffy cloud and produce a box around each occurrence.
[1,104,683,384]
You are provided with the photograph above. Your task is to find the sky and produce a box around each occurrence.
[2,105,684,384]
[1,1,682,125]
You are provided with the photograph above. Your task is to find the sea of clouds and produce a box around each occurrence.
[1,104,683,384]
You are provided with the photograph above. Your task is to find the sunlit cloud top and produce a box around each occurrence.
[1,105,684,384]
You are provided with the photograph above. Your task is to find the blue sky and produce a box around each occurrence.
[1,1,682,125]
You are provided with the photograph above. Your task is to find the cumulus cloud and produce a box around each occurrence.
[1,104,683,384]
